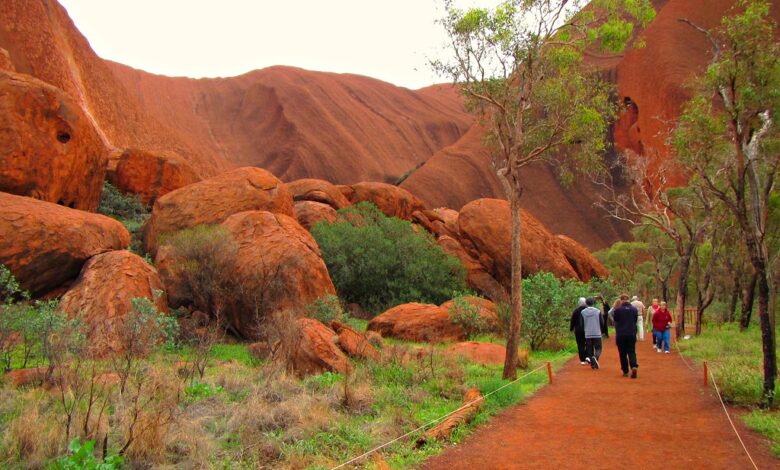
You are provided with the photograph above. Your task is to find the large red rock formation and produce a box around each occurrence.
[286,178,351,209]
[458,199,578,283]
[436,236,507,300]
[0,71,107,210]
[342,182,426,220]
[294,201,338,230]
[58,250,168,353]
[367,303,466,343]
[108,148,201,205]
[291,318,350,376]
[0,48,14,72]
[556,235,609,281]
[142,167,294,255]
[0,192,129,295]
[219,211,336,339]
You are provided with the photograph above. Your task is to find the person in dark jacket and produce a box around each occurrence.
[595,295,610,338]
[612,294,639,378]
[570,298,588,364]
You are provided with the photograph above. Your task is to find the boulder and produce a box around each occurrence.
[286,178,351,209]
[445,342,507,366]
[440,296,499,331]
[142,167,294,255]
[556,235,609,282]
[437,236,506,301]
[219,211,336,339]
[291,318,350,376]
[59,250,168,354]
[0,192,130,295]
[3,367,47,388]
[367,303,465,343]
[424,208,460,238]
[0,48,14,72]
[345,182,426,220]
[108,148,201,205]
[457,199,578,285]
[331,320,380,361]
[0,72,108,210]
[294,200,338,230]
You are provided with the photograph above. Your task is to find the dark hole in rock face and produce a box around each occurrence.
[56,131,71,144]
[623,96,633,107]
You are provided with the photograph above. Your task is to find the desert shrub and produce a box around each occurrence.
[51,438,123,470]
[97,182,149,254]
[447,295,489,340]
[306,295,349,324]
[311,202,467,313]
[522,272,589,351]
[184,380,223,403]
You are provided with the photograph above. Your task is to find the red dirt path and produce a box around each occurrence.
[423,340,777,469]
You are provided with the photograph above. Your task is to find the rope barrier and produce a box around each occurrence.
[331,352,572,470]
[675,343,759,470]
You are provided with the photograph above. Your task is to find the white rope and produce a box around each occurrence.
[708,369,760,470]
[330,354,569,470]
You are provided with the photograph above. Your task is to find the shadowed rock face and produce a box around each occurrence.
[0,192,130,296]
[292,318,350,377]
[108,148,201,205]
[59,250,168,355]
[0,71,108,210]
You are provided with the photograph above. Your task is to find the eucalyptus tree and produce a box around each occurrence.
[434,0,654,379]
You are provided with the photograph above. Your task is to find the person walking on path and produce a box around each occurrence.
[630,296,646,341]
[613,294,639,378]
[581,298,603,370]
[570,298,588,365]
[652,301,674,354]
[647,298,660,350]
[595,295,610,338]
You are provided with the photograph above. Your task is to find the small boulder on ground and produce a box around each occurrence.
[0,72,109,211]
[440,296,500,332]
[294,200,338,230]
[344,182,426,220]
[142,167,294,255]
[108,148,201,205]
[291,318,350,376]
[445,342,507,366]
[0,192,130,295]
[58,250,168,355]
[331,320,380,361]
[367,303,465,343]
[3,367,47,388]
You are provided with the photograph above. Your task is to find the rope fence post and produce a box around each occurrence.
[703,361,708,386]
[546,362,553,384]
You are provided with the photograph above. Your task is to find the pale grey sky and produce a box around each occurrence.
[59,0,503,89]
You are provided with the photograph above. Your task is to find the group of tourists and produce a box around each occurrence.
[569,294,675,379]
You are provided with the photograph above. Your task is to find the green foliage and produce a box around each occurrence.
[50,438,123,470]
[0,265,28,304]
[184,380,224,403]
[305,295,349,325]
[448,295,489,340]
[311,202,467,313]
[743,410,780,457]
[594,241,653,294]
[98,182,150,254]
[522,272,589,351]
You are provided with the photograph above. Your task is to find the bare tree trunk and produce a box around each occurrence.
[740,272,757,330]
[675,245,694,339]
[503,193,523,380]
[756,269,776,406]
[728,274,740,322]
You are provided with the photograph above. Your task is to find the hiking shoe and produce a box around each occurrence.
[580,361,587,365]
[664,351,670,354]
[657,349,662,353]
[622,372,629,377]
[592,357,599,369]
[585,357,591,363]
[630,367,638,379]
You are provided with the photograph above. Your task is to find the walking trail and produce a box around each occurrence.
[422,339,777,469]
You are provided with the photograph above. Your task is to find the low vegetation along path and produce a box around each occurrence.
[423,340,776,469]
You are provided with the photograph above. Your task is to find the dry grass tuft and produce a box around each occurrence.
[2,389,62,466]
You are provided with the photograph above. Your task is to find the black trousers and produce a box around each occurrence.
[616,335,638,373]
[575,332,586,361]
[585,337,602,368]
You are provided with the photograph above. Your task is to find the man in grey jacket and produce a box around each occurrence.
[581,297,603,370]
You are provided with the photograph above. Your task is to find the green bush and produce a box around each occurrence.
[522,272,589,351]
[305,295,349,324]
[184,380,224,403]
[448,295,489,339]
[49,438,123,469]
[311,202,467,314]
[97,182,150,254]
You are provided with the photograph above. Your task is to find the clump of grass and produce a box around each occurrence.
[743,410,780,457]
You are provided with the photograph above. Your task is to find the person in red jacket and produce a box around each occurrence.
[652,301,673,353]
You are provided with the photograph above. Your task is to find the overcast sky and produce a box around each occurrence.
[59,0,503,89]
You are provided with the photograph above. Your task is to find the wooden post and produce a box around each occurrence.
[546,362,553,384]
[703,361,708,386]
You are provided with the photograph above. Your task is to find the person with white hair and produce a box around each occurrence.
[569,297,588,364]
[630,296,646,341]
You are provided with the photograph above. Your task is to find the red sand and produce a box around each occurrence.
[423,340,777,470]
